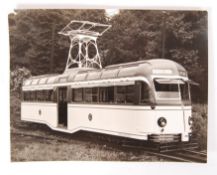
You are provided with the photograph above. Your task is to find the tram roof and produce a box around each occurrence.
[22,59,188,90]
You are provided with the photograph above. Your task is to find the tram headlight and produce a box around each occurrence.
[188,116,193,126]
[157,117,167,127]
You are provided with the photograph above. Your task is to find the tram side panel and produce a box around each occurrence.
[183,106,192,133]
[67,104,190,141]
[154,106,191,141]
[21,102,58,128]
[67,104,146,140]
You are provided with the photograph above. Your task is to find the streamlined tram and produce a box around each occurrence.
[21,59,193,142]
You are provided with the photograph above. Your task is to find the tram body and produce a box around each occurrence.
[21,59,193,142]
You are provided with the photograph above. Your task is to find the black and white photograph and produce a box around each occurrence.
[8,8,208,163]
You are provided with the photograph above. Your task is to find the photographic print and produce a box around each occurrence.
[9,9,208,162]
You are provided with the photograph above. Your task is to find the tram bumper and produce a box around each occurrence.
[148,133,190,142]
[181,132,190,142]
[148,134,181,143]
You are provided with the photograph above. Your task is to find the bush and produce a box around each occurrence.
[10,67,31,96]
[192,104,207,149]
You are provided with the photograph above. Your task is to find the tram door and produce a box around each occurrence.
[58,87,68,128]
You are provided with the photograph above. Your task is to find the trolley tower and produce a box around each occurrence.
[59,20,111,70]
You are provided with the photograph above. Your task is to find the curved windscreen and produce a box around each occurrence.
[154,79,191,105]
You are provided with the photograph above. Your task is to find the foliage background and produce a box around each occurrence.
[8,9,208,103]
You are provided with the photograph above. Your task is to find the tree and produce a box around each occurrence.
[102,10,163,66]
[164,11,208,102]
[10,66,31,96]
[102,10,208,102]
[9,9,108,75]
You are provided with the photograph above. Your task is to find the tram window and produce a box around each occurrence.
[48,90,54,101]
[45,90,52,101]
[38,91,43,101]
[99,87,107,102]
[27,91,31,101]
[107,86,114,103]
[84,88,92,102]
[34,91,37,101]
[126,85,134,103]
[180,82,190,105]
[41,91,45,101]
[27,92,30,101]
[28,92,32,101]
[44,91,48,101]
[47,91,51,101]
[116,86,126,103]
[71,89,74,101]
[40,90,52,101]
[154,80,180,99]
[42,91,47,101]
[99,87,114,103]
[115,85,135,104]
[155,81,178,92]
[30,91,35,101]
[24,91,33,101]
[29,92,31,101]
[73,88,83,102]
[36,91,39,101]
[44,91,47,101]
[92,87,98,103]
[31,91,35,101]
[36,91,42,101]
[22,90,54,102]
[35,91,38,101]
[141,82,150,103]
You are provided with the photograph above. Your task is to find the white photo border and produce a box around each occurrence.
[0,0,216,175]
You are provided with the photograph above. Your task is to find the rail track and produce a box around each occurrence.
[11,130,207,163]
[169,149,207,163]
[121,141,207,163]
[12,131,71,143]
[142,149,207,163]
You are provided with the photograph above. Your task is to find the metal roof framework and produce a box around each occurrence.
[59,20,111,37]
[59,21,111,70]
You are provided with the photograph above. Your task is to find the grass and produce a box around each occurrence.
[11,136,131,161]
[11,140,159,162]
